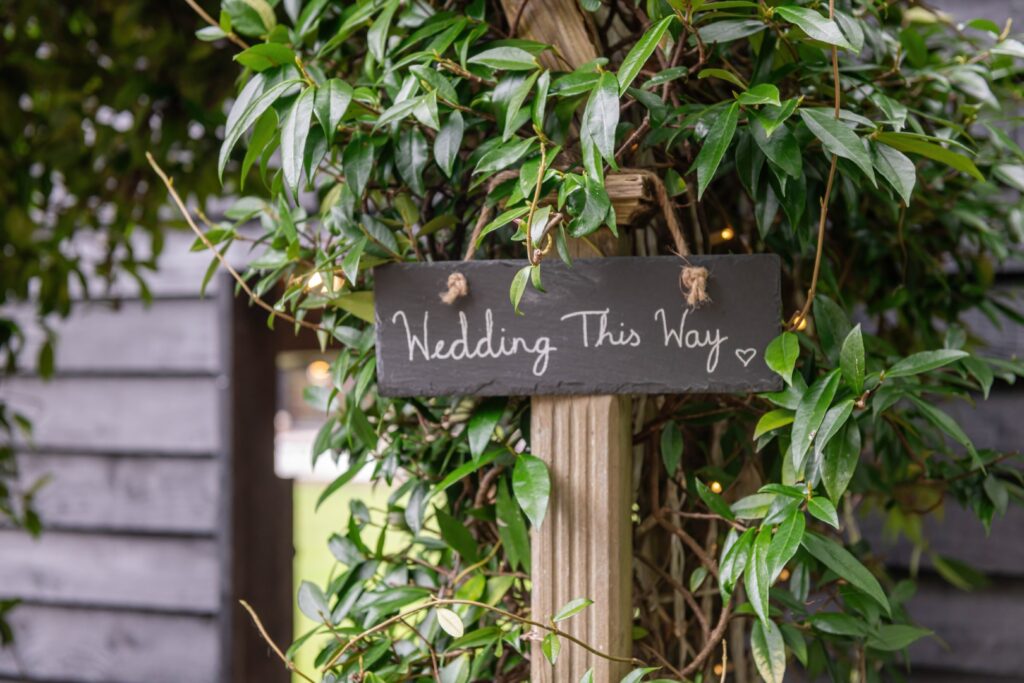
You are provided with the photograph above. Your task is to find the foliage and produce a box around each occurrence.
[0,0,235,642]
[170,0,1024,680]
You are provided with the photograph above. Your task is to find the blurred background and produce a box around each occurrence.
[0,1,1022,682]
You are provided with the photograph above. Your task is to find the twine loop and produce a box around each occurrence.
[680,265,709,308]
[440,271,469,304]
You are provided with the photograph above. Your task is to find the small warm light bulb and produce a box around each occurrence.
[779,568,791,582]
[713,664,724,676]
[710,481,723,494]
[306,360,331,385]
[721,226,735,241]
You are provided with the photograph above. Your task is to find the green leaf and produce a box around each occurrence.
[698,68,747,90]
[341,238,366,285]
[875,132,984,181]
[822,422,861,502]
[886,349,968,378]
[873,143,916,206]
[496,478,531,571]
[475,136,535,175]
[694,101,740,199]
[660,421,684,476]
[766,506,805,581]
[689,566,709,592]
[223,0,276,36]
[698,19,766,44]
[343,134,374,198]
[542,632,561,664]
[618,16,675,94]
[731,492,777,520]
[752,120,801,178]
[467,397,506,459]
[436,608,465,640]
[440,654,471,683]
[468,46,538,71]
[753,409,795,440]
[367,0,398,63]
[774,5,853,50]
[813,296,851,364]
[553,597,593,622]
[240,108,277,189]
[396,126,429,195]
[801,532,891,615]
[696,478,737,521]
[751,619,786,683]
[297,581,329,621]
[799,108,875,184]
[619,668,659,683]
[907,396,979,468]
[791,369,841,474]
[720,527,754,599]
[840,324,865,394]
[435,111,464,178]
[812,399,854,459]
[738,83,781,107]
[448,626,502,651]
[334,291,375,324]
[219,79,302,181]
[476,205,532,245]
[744,525,773,626]
[503,70,540,141]
[532,70,550,129]
[867,624,932,651]
[581,71,620,166]
[984,474,1009,515]
[765,332,799,386]
[314,78,352,145]
[512,453,550,528]
[510,264,532,315]
[234,42,296,71]
[436,506,480,563]
[434,448,501,495]
[807,496,839,529]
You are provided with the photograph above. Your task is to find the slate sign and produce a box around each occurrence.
[374,255,782,396]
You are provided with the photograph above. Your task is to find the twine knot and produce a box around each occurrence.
[440,272,469,304]
[680,266,709,308]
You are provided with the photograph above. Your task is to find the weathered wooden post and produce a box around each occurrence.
[374,6,782,682]
[496,3,634,679]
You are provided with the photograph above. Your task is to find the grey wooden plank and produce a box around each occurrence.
[932,0,1024,23]
[0,376,222,454]
[10,299,222,375]
[863,505,1024,576]
[942,388,1024,452]
[0,605,219,683]
[0,531,219,613]
[905,576,1024,677]
[15,453,219,534]
[961,286,1024,360]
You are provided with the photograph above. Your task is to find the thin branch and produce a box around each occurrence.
[145,152,326,334]
[182,0,250,50]
[239,600,316,683]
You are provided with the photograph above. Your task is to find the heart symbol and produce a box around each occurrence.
[735,348,757,367]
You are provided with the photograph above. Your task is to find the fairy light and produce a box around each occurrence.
[779,568,791,582]
[721,226,735,241]
[306,360,331,385]
[710,480,723,494]
[306,271,324,291]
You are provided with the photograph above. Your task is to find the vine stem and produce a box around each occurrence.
[788,0,841,330]
[145,152,327,334]
[322,597,646,671]
[239,600,317,683]
[182,0,250,50]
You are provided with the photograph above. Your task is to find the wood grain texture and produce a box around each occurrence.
[0,606,219,682]
[0,531,220,613]
[0,376,222,454]
[530,395,633,682]
[12,298,222,374]
[498,0,598,69]
[14,453,219,534]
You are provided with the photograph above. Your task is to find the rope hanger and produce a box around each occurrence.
[440,171,710,308]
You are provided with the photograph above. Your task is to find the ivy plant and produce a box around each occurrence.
[159,0,1024,680]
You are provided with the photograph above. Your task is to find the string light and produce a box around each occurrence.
[710,481,723,494]
[721,226,735,241]
[306,360,331,385]
[779,568,791,582]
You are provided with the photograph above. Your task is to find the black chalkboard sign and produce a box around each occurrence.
[374,255,782,396]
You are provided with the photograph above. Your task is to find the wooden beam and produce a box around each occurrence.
[498,3,634,681]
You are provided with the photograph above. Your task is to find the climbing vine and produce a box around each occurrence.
[160,0,1024,680]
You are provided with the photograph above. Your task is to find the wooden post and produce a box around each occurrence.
[497,2,635,680]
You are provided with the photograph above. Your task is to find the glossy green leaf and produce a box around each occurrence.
[886,349,968,378]
[873,142,916,205]
[799,108,875,184]
[744,524,773,626]
[618,16,675,94]
[467,397,505,459]
[802,532,891,615]
[660,421,683,476]
[542,632,561,664]
[775,5,853,50]
[553,597,593,622]
[366,0,398,63]
[512,453,550,528]
[791,369,841,474]
[694,101,740,199]
[510,264,532,315]
[738,83,782,107]
[436,506,480,563]
[751,619,786,683]
[807,496,839,529]
[234,42,296,71]
[753,409,795,440]
[840,324,865,394]
[766,506,805,581]
[867,624,932,651]
[720,527,754,599]
[581,71,620,166]
[434,111,464,178]
[219,79,302,181]
[765,332,799,386]
[876,132,984,181]
[469,46,537,71]
[314,78,353,144]
[496,478,530,571]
